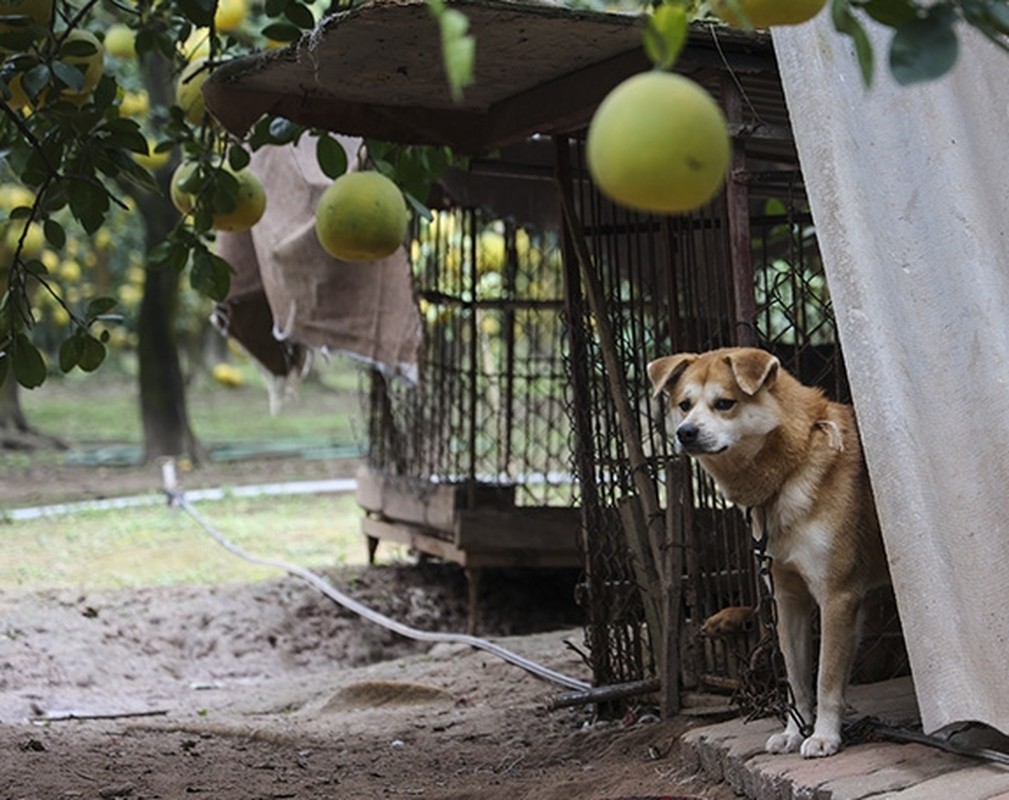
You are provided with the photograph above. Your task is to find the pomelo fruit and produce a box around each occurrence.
[133,139,170,172]
[176,57,209,125]
[314,171,409,262]
[170,161,198,215]
[709,0,827,28]
[58,29,104,101]
[104,24,136,59]
[211,168,266,232]
[586,71,730,214]
[171,162,266,232]
[214,0,247,32]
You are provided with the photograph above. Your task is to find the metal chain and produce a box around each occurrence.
[748,507,814,738]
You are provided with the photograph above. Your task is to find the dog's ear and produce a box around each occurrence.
[647,354,697,398]
[726,349,779,396]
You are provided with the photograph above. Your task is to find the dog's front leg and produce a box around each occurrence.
[764,569,814,755]
[800,591,862,758]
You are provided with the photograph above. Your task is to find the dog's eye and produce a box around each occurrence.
[713,398,737,412]
[678,399,691,412]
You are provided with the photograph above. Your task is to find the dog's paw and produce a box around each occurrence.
[702,606,755,636]
[765,731,803,754]
[800,734,842,758]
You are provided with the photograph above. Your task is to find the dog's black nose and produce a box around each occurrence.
[677,423,699,446]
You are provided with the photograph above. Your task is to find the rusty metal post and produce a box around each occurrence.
[722,78,757,347]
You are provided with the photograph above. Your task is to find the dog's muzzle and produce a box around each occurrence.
[676,422,726,455]
[677,422,701,449]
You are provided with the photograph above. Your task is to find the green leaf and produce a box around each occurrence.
[0,28,37,52]
[21,62,50,101]
[150,240,190,273]
[264,0,289,16]
[986,2,1009,35]
[261,22,302,42]
[85,297,118,319]
[190,249,232,301]
[889,7,959,85]
[437,8,475,103]
[283,1,315,29]
[52,59,85,92]
[249,116,273,149]
[58,333,82,372]
[103,118,150,155]
[179,0,216,27]
[861,0,917,28]
[316,133,348,179]
[67,179,110,234]
[78,334,106,373]
[832,0,875,87]
[210,168,240,215]
[404,191,433,223]
[228,144,251,171]
[643,3,688,70]
[12,332,46,388]
[60,37,99,58]
[43,218,65,249]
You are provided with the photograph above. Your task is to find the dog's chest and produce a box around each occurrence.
[754,478,834,592]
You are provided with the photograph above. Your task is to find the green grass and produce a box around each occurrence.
[0,356,414,592]
[0,492,408,592]
[18,358,364,447]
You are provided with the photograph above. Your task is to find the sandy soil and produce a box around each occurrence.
[0,460,736,800]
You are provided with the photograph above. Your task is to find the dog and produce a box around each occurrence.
[647,347,890,758]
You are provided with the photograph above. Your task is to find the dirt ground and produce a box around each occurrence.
[0,458,738,800]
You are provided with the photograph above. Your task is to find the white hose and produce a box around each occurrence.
[160,461,590,692]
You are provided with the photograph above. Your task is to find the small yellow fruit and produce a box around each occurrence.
[104,24,136,59]
[4,72,30,109]
[58,29,104,101]
[214,0,247,32]
[586,71,730,214]
[709,0,827,28]
[211,168,266,232]
[133,139,171,172]
[211,362,244,387]
[180,27,210,61]
[477,230,506,274]
[171,162,266,231]
[170,161,198,215]
[0,183,33,210]
[0,0,53,29]
[175,57,210,125]
[58,258,81,281]
[314,171,409,262]
[5,220,45,256]
[119,89,149,117]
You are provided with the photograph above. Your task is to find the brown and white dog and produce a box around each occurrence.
[647,347,890,758]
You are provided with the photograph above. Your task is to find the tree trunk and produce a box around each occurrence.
[0,370,66,451]
[134,53,203,464]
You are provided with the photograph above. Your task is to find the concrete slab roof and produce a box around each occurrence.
[203,0,782,156]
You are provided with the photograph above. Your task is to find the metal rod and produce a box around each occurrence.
[546,678,662,711]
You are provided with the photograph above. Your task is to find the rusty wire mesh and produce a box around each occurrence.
[560,130,907,706]
[365,206,576,515]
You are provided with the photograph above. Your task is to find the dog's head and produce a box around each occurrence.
[647,348,782,457]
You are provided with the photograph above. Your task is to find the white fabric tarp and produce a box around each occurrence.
[772,19,1009,735]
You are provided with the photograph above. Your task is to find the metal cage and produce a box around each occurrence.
[359,204,581,632]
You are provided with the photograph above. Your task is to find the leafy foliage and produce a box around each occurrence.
[0,0,465,392]
[3,0,1008,394]
[832,0,1009,86]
